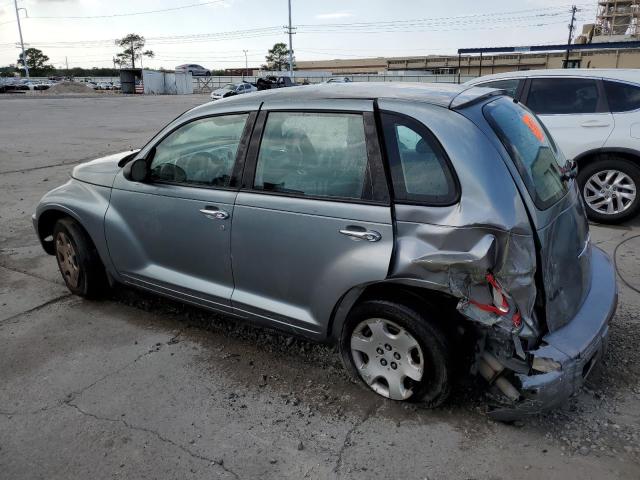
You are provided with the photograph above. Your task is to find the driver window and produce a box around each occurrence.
[149,114,248,187]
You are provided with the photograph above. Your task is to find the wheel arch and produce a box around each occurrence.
[574,147,640,169]
[37,206,86,255]
[327,280,463,343]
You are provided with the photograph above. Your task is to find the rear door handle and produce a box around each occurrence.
[339,228,381,242]
[581,120,610,128]
[199,207,230,220]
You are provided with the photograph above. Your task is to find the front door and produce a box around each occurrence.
[523,77,614,161]
[105,113,252,313]
[230,101,393,335]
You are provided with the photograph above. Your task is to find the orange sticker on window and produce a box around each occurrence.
[522,113,544,143]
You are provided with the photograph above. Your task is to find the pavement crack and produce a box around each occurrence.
[0,159,83,175]
[1,330,184,416]
[334,400,383,477]
[0,262,65,286]
[65,401,240,479]
[0,293,73,326]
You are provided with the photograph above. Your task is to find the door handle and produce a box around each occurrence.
[199,207,230,220]
[580,120,610,128]
[339,228,381,242]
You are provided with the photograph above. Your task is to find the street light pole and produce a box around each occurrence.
[243,49,248,79]
[287,0,294,78]
[13,0,29,78]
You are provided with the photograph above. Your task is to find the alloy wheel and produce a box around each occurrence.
[583,169,637,215]
[350,318,424,400]
[55,232,80,288]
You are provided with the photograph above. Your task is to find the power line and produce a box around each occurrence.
[25,0,228,20]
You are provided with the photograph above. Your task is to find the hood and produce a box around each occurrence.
[72,150,139,187]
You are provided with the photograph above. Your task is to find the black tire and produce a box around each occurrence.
[339,299,452,408]
[53,218,108,298]
[205,70,211,76]
[577,156,640,224]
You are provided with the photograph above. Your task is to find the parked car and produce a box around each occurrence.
[210,82,257,100]
[1,80,29,92]
[33,83,617,420]
[466,69,640,223]
[326,77,352,83]
[94,82,113,91]
[176,64,211,77]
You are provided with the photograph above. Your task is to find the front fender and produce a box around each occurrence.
[35,178,116,277]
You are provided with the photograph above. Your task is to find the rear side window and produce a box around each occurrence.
[381,113,457,205]
[253,112,371,200]
[526,78,600,115]
[604,80,640,112]
[476,79,521,97]
[484,97,568,209]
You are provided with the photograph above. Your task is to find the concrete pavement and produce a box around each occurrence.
[1,95,639,479]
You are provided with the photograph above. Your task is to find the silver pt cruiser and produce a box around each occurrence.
[33,83,618,420]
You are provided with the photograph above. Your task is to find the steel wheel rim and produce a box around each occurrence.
[55,232,80,288]
[350,318,424,401]
[583,169,637,215]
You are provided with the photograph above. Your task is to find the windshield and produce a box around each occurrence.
[483,97,569,210]
[221,84,235,91]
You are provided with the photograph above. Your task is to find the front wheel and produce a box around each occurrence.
[340,300,452,408]
[53,218,108,298]
[577,157,640,224]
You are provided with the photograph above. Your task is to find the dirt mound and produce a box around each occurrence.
[47,81,96,94]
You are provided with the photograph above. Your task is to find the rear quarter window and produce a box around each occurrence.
[476,79,521,98]
[483,97,569,210]
[604,80,640,112]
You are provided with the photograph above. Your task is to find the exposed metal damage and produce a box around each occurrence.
[388,223,556,417]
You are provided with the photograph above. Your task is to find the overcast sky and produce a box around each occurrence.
[0,0,598,70]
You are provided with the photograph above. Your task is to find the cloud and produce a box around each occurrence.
[315,12,353,20]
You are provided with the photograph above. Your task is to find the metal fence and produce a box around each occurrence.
[193,74,478,93]
[7,74,479,95]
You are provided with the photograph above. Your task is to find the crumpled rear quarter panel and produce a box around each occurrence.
[380,99,537,333]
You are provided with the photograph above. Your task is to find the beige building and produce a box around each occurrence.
[295,47,640,76]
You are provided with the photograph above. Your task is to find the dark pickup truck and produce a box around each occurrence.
[255,75,296,91]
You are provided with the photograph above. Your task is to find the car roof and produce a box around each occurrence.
[192,82,501,113]
[466,68,640,84]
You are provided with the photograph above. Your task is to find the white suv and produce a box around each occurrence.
[467,69,640,223]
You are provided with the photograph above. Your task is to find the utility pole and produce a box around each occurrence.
[131,38,136,69]
[285,0,295,78]
[243,49,248,79]
[13,0,29,78]
[564,5,578,68]
[65,56,69,78]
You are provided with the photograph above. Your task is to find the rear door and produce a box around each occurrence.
[483,97,591,332]
[602,78,640,150]
[230,100,393,336]
[522,77,614,161]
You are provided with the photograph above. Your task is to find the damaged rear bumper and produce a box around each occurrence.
[489,246,617,421]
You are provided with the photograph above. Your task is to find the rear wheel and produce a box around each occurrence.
[53,218,108,298]
[340,300,452,408]
[578,157,640,224]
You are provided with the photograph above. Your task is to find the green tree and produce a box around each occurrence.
[265,42,291,71]
[114,34,154,69]
[0,65,17,77]
[17,48,54,76]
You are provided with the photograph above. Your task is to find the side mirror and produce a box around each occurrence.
[123,157,148,182]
